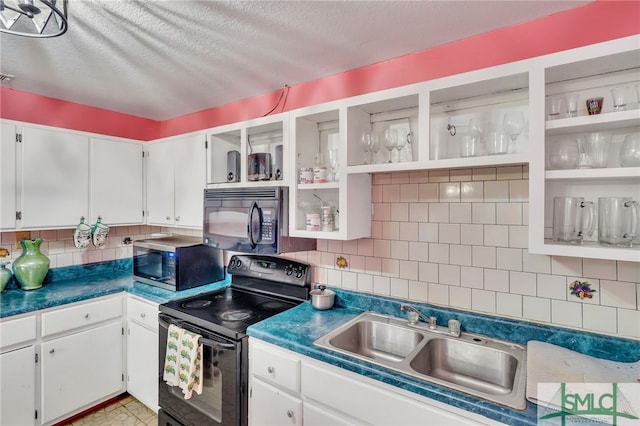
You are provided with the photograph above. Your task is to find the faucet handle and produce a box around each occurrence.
[448,319,461,336]
[407,311,419,325]
[428,316,437,329]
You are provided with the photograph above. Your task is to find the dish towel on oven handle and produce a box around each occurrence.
[163,324,203,399]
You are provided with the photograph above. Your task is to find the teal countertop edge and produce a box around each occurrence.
[0,259,231,317]
[247,288,640,426]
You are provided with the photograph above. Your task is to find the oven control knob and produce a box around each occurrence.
[285,265,293,276]
[295,269,304,279]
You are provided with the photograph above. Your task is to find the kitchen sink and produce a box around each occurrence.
[314,311,527,410]
[327,315,424,362]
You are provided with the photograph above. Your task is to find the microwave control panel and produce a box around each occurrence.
[228,254,310,286]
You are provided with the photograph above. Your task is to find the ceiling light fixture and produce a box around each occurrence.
[0,0,67,38]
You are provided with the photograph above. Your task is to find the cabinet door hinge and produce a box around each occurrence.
[15,133,22,143]
[15,211,22,220]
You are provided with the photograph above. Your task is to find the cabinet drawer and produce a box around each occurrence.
[42,295,123,337]
[0,315,36,350]
[251,340,300,394]
[127,296,159,331]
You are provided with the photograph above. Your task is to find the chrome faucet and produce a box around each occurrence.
[400,303,461,337]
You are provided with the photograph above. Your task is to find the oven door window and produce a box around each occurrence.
[159,317,242,426]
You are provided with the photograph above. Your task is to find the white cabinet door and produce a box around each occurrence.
[173,134,206,228]
[1,345,36,426]
[20,126,89,229]
[126,321,158,412]
[250,378,302,426]
[90,137,143,225]
[0,122,16,229]
[146,140,175,226]
[41,321,124,425]
[303,401,357,426]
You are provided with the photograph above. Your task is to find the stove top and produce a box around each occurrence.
[159,254,311,340]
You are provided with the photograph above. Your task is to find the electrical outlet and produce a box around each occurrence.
[15,231,31,246]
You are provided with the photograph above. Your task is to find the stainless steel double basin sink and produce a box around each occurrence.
[313,311,527,410]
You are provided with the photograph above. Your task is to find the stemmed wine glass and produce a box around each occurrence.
[360,131,372,165]
[394,130,408,162]
[503,111,525,153]
[328,148,340,182]
[382,128,398,163]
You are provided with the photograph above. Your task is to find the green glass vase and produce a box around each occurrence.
[0,261,12,292]
[12,238,50,291]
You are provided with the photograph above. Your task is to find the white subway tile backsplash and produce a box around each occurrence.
[390,278,409,299]
[472,167,497,181]
[382,258,400,277]
[461,182,484,202]
[484,269,509,293]
[429,243,449,264]
[391,172,411,184]
[365,256,382,274]
[408,242,429,262]
[439,224,460,244]
[439,264,460,286]
[617,308,640,339]
[348,255,365,273]
[551,256,583,277]
[390,203,409,222]
[357,239,374,256]
[418,183,439,201]
[460,224,484,246]
[399,222,419,241]
[429,170,450,182]
[400,184,419,202]
[382,184,401,203]
[419,262,438,283]
[342,239,359,255]
[497,293,523,318]
[472,246,496,268]
[327,240,343,254]
[583,259,617,280]
[472,203,496,224]
[428,283,449,305]
[371,183,384,203]
[496,203,522,225]
[409,203,429,222]
[373,275,391,296]
[450,245,472,266]
[484,181,509,202]
[399,260,419,281]
[509,271,537,296]
[484,225,509,247]
[327,268,342,287]
[439,182,461,202]
[600,280,637,310]
[582,304,617,334]
[618,261,640,283]
[551,300,582,328]
[341,271,358,290]
[382,222,400,240]
[450,168,472,182]
[497,166,523,181]
[450,203,472,224]
[523,296,551,322]
[408,280,428,302]
[471,289,496,313]
[449,286,471,309]
[537,274,567,300]
[371,221,383,239]
[461,266,484,289]
[509,226,528,248]
[497,248,522,271]
[390,241,409,260]
[373,203,390,221]
[357,273,374,292]
[429,203,450,223]
[509,180,528,201]
[419,223,439,242]
[409,171,430,183]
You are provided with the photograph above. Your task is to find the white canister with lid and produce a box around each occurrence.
[305,213,321,231]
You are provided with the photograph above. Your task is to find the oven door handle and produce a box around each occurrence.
[159,315,237,350]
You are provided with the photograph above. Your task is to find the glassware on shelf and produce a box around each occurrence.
[610,87,627,112]
[502,111,525,152]
[486,131,509,155]
[546,96,563,120]
[549,139,579,170]
[370,131,381,164]
[576,132,610,169]
[360,131,372,165]
[394,130,408,161]
[563,93,579,118]
[620,134,640,167]
[382,128,398,163]
[328,148,340,182]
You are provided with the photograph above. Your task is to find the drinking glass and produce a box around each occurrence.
[549,139,579,169]
[382,128,398,163]
[370,131,381,164]
[360,131,372,165]
[620,134,640,167]
[577,132,610,168]
[394,130,408,162]
[328,148,340,182]
[552,197,596,244]
[598,197,640,247]
[563,93,579,118]
[486,132,509,155]
[546,96,563,120]
[503,111,525,151]
[611,87,627,112]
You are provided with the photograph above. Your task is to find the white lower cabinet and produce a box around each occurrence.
[41,320,124,425]
[126,296,159,412]
[249,339,505,426]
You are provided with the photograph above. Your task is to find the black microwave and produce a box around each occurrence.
[203,186,316,254]
[133,235,225,291]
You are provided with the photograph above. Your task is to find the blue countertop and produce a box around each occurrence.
[247,288,640,426]
[0,259,231,318]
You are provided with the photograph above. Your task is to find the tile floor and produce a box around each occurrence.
[60,394,157,426]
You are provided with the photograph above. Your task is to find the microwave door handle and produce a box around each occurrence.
[248,201,258,248]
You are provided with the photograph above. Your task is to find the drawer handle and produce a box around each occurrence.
[267,366,274,374]
[286,410,293,418]
[84,314,90,319]
[140,313,146,318]
[49,349,55,354]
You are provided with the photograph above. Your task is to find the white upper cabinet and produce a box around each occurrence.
[89,137,144,225]
[207,113,289,187]
[20,125,89,229]
[147,133,206,228]
[1,122,17,230]
[529,35,640,262]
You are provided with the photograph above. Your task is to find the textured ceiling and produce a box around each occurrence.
[0,0,591,121]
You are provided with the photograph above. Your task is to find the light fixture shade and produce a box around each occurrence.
[0,0,67,37]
